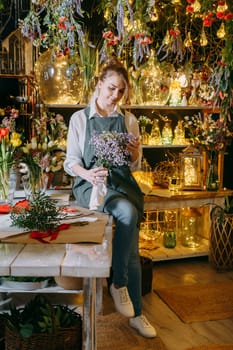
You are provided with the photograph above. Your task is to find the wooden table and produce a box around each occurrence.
[0,210,112,350]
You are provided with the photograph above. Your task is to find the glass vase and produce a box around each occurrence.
[206,152,219,191]
[34,49,84,104]
[0,168,17,205]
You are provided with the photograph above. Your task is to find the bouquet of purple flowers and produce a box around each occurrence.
[89,131,133,168]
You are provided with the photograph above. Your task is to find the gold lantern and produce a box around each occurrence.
[180,145,203,190]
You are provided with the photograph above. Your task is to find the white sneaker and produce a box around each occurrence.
[110,284,135,318]
[129,315,157,338]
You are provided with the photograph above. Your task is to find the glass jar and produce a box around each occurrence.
[149,119,161,145]
[34,50,84,104]
[161,119,173,145]
[173,120,185,145]
[180,207,203,248]
[163,230,176,248]
[140,50,170,105]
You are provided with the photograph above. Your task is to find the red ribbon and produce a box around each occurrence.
[30,223,70,243]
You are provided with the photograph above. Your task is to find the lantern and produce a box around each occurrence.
[180,145,203,190]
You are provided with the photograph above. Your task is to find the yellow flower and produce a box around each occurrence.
[10,132,22,147]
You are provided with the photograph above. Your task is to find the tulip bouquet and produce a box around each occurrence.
[0,107,22,202]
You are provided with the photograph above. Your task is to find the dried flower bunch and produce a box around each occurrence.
[89,131,134,168]
[184,113,233,154]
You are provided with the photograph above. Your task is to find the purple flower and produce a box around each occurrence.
[89,131,133,168]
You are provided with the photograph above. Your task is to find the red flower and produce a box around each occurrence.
[0,127,9,140]
[217,61,227,66]
[63,47,70,56]
[134,32,144,39]
[216,11,226,19]
[186,5,194,13]
[224,13,233,20]
[203,14,215,27]
[169,29,181,37]
[58,22,67,30]
[186,0,195,3]
[103,31,115,40]
[58,16,67,23]
[13,199,31,213]
[107,38,119,46]
[139,36,153,45]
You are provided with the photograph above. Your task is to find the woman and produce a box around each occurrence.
[64,58,156,338]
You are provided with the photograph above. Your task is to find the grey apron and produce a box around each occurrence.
[73,107,144,222]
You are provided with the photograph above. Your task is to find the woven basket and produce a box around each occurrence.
[209,209,233,270]
[5,324,82,350]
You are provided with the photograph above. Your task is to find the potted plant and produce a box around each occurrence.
[0,295,82,350]
[209,196,233,270]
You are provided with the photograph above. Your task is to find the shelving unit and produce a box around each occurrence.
[45,103,230,261]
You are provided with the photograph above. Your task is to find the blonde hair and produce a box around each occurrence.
[98,58,130,103]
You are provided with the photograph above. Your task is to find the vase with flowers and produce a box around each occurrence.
[88,131,133,210]
[0,107,22,204]
[19,110,68,198]
[184,113,233,191]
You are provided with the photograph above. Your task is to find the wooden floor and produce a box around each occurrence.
[102,256,233,350]
[2,256,233,349]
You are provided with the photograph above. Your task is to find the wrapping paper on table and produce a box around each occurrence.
[0,210,109,244]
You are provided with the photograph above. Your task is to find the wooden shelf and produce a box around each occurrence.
[140,238,209,262]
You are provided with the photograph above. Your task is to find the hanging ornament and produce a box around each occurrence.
[217,22,226,39]
[172,0,182,5]
[149,7,159,22]
[184,32,193,48]
[217,1,228,12]
[193,0,201,12]
[200,28,208,46]
[163,30,171,45]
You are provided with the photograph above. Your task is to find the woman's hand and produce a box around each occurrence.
[71,164,108,185]
[127,136,140,162]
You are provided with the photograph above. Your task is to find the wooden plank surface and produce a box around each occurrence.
[9,244,66,277]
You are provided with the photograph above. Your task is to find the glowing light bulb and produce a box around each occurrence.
[193,0,201,12]
[172,0,181,5]
[200,28,208,46]
[184,32,192,47]
[217,22,226,38]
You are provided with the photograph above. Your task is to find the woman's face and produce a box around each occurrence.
[98,72,126,106]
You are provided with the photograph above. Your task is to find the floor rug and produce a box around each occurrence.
[185,344,233,350]
[96,313,166,350]
[154,281,233,323]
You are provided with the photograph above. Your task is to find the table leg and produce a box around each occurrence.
[82,277,97,350]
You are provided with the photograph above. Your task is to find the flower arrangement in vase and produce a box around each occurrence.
[19,110,68,197]
[0,107,22,204]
